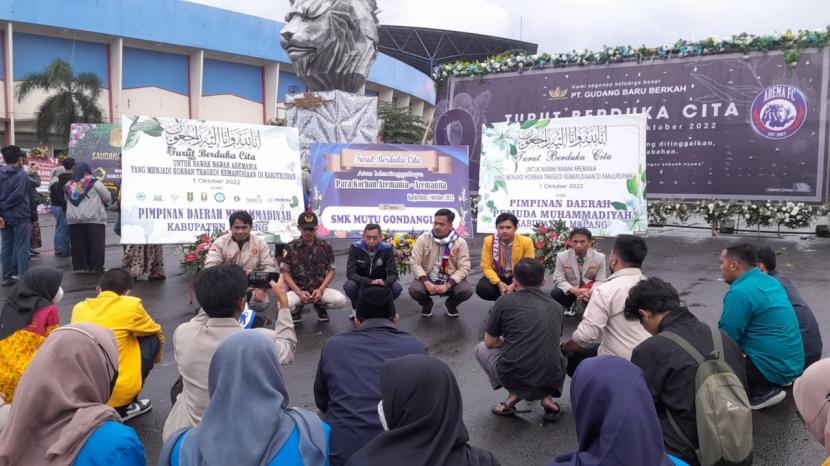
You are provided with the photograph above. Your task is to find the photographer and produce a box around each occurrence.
[204,210,277,313]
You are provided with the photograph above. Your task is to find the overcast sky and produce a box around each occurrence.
[190,0,829,52]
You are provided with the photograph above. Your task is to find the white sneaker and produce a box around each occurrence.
[119,399,152,421]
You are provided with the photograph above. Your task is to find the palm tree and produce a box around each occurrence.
[16,58,105,143]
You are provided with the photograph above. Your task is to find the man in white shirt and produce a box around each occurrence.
[551,228,607,317]
[162,265,296,439]
[560,235,651,376]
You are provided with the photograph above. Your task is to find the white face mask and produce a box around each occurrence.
[377,401,389,431]
[52,286,64,304]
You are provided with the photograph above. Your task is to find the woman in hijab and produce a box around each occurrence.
[159,330,329,466]
[0,322,145,465]
[0,266,63,429]
[547,356,687,466]
[794,358,830,465]
[64,161,111,274]
[347,354,500,466]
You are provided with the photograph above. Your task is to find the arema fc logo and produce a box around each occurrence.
[750,85,807,140]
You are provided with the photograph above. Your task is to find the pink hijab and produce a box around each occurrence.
[0,323,122,466]
[794,359,830,456]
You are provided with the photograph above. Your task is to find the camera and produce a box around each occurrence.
[248,271,281,289]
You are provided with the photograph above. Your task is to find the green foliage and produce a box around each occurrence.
[379,103,426,144]
[16,59,105,144]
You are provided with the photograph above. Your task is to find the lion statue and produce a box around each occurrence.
[280,0,379,93]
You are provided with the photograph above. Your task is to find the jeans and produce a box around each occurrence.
[51,206,70,256]
[1,222,30,282]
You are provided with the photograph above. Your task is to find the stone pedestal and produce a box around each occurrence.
[286,90,379,166]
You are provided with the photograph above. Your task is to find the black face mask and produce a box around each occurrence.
[51,327,119,396]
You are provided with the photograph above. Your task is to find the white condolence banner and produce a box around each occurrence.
[120,116,304,244]
[477,114,648,236]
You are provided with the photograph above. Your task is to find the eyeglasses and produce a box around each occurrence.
[51,326,119,395]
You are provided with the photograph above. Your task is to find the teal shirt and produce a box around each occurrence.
[74,420,145,466]
[718,268,804,385]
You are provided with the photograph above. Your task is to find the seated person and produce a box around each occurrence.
[475,212,535,302]
[757,246,823,369]
[0,323,145,465]
[794,359,830,461]
[626,277,749,466]
[348,355,499,466]
[476,259,566,422]
[718,243,803,410]
[160,331,329,466]
[71,268,164,421]
[0,267,63,431]
[560,235,651,371]
[409,208,472,317]
[314,285,427,466]
[546,355,690,466]
[344,223,402,315]
[204,210,277,313]
[551,228,607,316]
[281,212,348,324]
[163,265,296,439]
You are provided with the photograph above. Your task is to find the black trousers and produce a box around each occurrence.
[745,355,779,396]
[475,276,513,302]
[551,287,577,310]
[116,335,161,411]
[69,223,106,271]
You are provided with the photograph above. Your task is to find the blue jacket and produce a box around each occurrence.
[313,319,427,466]
[719,268,804,385]
[769,270,823,367]
[0,166,30,224]
[74,420,145,466]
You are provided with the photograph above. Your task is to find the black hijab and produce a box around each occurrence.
[347,354,500,466]
[0,267,63,339]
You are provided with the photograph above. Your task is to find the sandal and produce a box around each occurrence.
[542,401,563,422]
[491,401,531,417]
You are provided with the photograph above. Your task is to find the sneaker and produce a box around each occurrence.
[563,307,577,317]
[420,301,434,317]
[749,387,786,410]
[316,306,330,322]
[119,399,152,421]
[291,306,303,324]
[446,305,459,318]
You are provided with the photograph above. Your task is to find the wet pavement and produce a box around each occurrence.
[6,215,829,466]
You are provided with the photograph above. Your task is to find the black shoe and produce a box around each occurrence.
[291,306,303,324]
[1,279,15,287]
[30,249,40,256]
[750,387,786,410]
[316,306,330,322]
[420,301,434,317]
[446,305,459,318]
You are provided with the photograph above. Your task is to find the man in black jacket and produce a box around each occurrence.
[756,245,823,369]
[343,224,401,315]
[49,157,75,257]
[625,277,747,466]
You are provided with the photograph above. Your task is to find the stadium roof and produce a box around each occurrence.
[378,25,538,76]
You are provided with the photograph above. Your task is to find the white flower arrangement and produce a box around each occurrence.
[694,199,736,228]
[432,27,830,84]
[775,202,814,229]
[665,202,691,223]
[647,200,670,224]
[739,201,776,227]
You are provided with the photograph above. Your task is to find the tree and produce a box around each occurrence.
[378,103,427,144]
[16,59,105,144]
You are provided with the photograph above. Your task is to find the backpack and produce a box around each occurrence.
[659,327,753,466]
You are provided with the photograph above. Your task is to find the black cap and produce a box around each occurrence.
[298,212,319,229]
[356,285,396,321]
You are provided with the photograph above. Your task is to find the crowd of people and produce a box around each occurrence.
[0,188,826,465]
